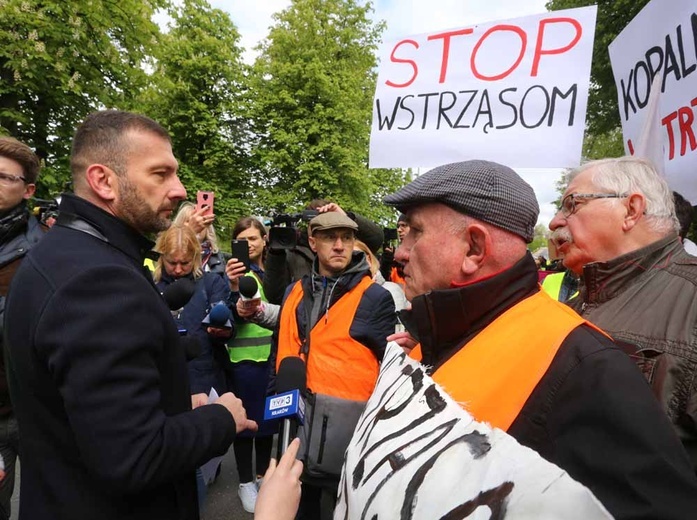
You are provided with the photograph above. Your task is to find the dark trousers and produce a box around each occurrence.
[0,414,19,520]
[296,482,337,520]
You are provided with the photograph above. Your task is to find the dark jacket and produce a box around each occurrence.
[156,271,231,395]
[270,252,396,389]
[570,235,697,471]
[0,207,45,417]
[263,212,384,305]
[4,194,236,520]
[407,253,697,520]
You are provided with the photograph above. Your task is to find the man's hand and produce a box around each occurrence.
[316,202,346,215]
[206,326,232,339]
[236,298,261,319]
[387,331,418,353]
[215,392,258,433]
[225,258,246,292]
[255,438,303,520]
[191,393,208,409]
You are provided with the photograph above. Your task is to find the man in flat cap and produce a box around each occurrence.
[272,212,396,520]
[385,160,697,520]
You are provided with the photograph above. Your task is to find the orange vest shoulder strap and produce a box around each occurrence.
[433,290,590,431]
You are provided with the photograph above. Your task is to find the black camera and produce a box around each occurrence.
[268,210,320,250]
[32,198,59,227]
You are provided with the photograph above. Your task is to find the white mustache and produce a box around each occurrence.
[550,228,573,248]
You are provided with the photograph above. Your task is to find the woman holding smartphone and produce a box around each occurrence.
[225,217,276,514]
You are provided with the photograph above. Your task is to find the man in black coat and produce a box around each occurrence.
[3,110,257,520]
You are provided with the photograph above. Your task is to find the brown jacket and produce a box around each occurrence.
[570,235,697,470]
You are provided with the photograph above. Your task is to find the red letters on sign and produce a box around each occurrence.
[531,18,583,77]
[386,39,420,88]
[661,98,697,160]
[427,28,475,84]
[471,25,527,81]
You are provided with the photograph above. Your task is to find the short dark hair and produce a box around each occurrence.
[0,136,41,184]
[673,191,693,240]
[70,110,171,182]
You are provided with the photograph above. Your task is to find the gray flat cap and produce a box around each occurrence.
[384,160,539,243]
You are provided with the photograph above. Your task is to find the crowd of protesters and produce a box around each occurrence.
[2,110,697,520]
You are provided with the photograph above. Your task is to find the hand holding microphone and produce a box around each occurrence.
[203,302,234,338]
[237,276,262,317]
[265,356,307,458]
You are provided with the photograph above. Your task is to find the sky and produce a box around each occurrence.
[202,0,563,229]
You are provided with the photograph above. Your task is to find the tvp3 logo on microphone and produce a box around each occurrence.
[264,389,305,424]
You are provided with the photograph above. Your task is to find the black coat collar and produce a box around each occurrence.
[57,193,156,266]
[406,252,539,371]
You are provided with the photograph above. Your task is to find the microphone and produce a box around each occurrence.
[265,356,306,457]
[202,301,233,330]
[238,276,262,311]
[162,277,196,311]
[238,276,260,299]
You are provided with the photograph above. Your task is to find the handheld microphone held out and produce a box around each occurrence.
[161,277,196,311]
[202,302,233,330]
[266,356,306,457]
[238,276,262,311]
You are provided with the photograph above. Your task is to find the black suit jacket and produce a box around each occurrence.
[4,194,236,520]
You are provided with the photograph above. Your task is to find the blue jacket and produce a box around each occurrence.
[157,272,231,395]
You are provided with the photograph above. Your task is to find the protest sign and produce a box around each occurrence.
[609,0,697,202]
[335,343,611,519]
[369,7,597,169]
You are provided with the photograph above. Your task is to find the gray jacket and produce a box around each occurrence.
[570,235,697,469]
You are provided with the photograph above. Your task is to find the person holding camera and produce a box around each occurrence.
[263,200,384,305]
[224,217,277,513]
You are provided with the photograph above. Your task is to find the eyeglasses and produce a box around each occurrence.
[314,231,356,244]
[560,193,628,218]
[0,172,27,185]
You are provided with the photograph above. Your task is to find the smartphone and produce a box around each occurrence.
[196,191,215,216]
[231,239,250,270]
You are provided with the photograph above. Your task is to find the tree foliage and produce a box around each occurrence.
[0,0,167,197]
[248,0,408,222]
[131,0,251,233]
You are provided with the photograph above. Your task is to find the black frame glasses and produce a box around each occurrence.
[560,193,628,218]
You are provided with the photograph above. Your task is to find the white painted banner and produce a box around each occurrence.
[609,0,697,202]
[335,343,611,519]
[369,7,597,169]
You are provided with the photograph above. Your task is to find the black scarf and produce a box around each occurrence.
[0,202,29,246]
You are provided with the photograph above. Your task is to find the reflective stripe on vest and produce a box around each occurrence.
[409,290,605,431]
[277,276,379,401]
[227,272,272,363]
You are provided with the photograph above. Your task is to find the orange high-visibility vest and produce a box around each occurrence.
[410,290,604,431]
[390,266,405,286]
[277,276,379,401]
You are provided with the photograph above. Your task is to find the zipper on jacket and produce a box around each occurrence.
[317,415,328,464]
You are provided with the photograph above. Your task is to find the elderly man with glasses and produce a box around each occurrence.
[550,156,697,471]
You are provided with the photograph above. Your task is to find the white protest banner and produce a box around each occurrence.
[335,344,611,519]
[609,0,697,202]
[369,7,597,169]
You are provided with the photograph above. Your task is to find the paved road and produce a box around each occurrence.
[9,444,261,520]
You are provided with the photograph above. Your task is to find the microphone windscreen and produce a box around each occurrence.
[238,276,258,299]
[162,277,196,310]
[208,302,231,327]
[276,356,307,394]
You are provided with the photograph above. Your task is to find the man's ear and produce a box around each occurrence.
[22,183,36,200]
[623,193,646,231]
[84,164,118,202]
[461,224,489,276]
[308,235,317,253]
